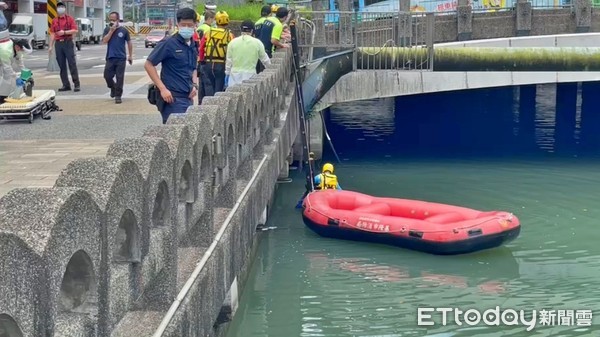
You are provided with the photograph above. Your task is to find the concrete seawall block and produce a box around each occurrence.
[0,188,102,336]
[143,125,195,246]
[54,157,144,336]
[105,137,177,311]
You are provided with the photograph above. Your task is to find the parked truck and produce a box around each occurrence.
[77,18,104,44]
[9,13,47,49]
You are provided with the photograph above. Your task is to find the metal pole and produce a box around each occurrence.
[290,19,315,193]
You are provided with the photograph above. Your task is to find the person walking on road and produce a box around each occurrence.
[102,11,133,104]
[48,1,80,92]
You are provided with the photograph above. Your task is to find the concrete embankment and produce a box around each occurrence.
[0,47,301,337]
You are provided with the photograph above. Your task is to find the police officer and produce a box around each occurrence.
[48,1,80,92]
[102,11,133,104]
[144,8,199,124]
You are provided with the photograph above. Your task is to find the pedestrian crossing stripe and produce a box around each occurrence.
[47,0,57,34]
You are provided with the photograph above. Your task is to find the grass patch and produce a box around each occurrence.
[196,2,265,22]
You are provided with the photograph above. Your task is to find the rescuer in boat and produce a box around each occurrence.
[314,163,342,190]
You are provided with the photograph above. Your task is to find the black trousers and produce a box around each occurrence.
[201,62,226,97]
[55,39,80,88]
[104,58,126,98]
[197,62,205,105]
[256,50,272,74]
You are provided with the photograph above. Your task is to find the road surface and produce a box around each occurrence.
[0,36,174,198]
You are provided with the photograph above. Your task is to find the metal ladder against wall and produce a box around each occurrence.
[290,18,316,194]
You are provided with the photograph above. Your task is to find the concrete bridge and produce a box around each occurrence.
[310,32,600,111]
[0,48,302,337]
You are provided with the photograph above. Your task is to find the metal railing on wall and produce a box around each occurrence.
[296,10,435,71]
[290,0,574,13]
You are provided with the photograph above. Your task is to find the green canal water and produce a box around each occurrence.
[226,85,600,337]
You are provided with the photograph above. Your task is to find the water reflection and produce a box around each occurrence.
[305,246,519,296]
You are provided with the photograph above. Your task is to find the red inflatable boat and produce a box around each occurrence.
[301,190,520,255]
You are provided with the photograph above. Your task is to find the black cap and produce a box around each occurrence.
[260,5,271,16]
[57,1,65,6]
[241,20,253,32]
[276,7,288,18]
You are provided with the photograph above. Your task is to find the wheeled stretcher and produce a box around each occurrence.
[0,90,60,123]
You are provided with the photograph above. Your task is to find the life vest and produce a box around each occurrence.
[197,23,210,39]
[318,173,338,190]
[204,27,231,63]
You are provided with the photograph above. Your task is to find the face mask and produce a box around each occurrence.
[57,7,65,14]
[110,20,117,27]
[178,27,193,40]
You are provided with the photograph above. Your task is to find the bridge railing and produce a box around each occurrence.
[289,0,574,12]
[296,10,435,71]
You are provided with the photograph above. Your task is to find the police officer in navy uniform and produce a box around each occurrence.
[48,1,80,92]
[102,11,132,104]
[144,7,199,124]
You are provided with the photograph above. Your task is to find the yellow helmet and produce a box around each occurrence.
[271,4,279,13]
[322,163,334,174]
[215,11,229,25]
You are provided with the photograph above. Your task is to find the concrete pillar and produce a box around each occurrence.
[110,0,123,19]
[580,81,600,150]
[397,0,411,46]
[73,4,85,18]
[495,86,516,143]
[277,160,290,180]
[456,0,473,41]
[310,0,327,59]
[554,83,578,153]
[309,111,324,160]
[515,0,531,37]
[575,0,591,33]
[18,0,33,12]
[457,0,472,41]
[338,0,353,46]
[518,84,536,147]
[291,132,305,167]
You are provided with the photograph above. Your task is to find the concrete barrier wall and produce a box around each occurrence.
[314,70,600,109]
[0,47,298,337]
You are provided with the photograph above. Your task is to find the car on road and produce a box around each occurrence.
[145,29,168,48]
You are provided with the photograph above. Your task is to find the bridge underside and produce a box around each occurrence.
[313,70,600,111]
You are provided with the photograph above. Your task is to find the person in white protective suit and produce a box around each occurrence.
[0,2,17,103]
[224,20,271,89]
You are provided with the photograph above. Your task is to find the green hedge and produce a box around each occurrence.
[196,2,314,22]
[196,2,265,22]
